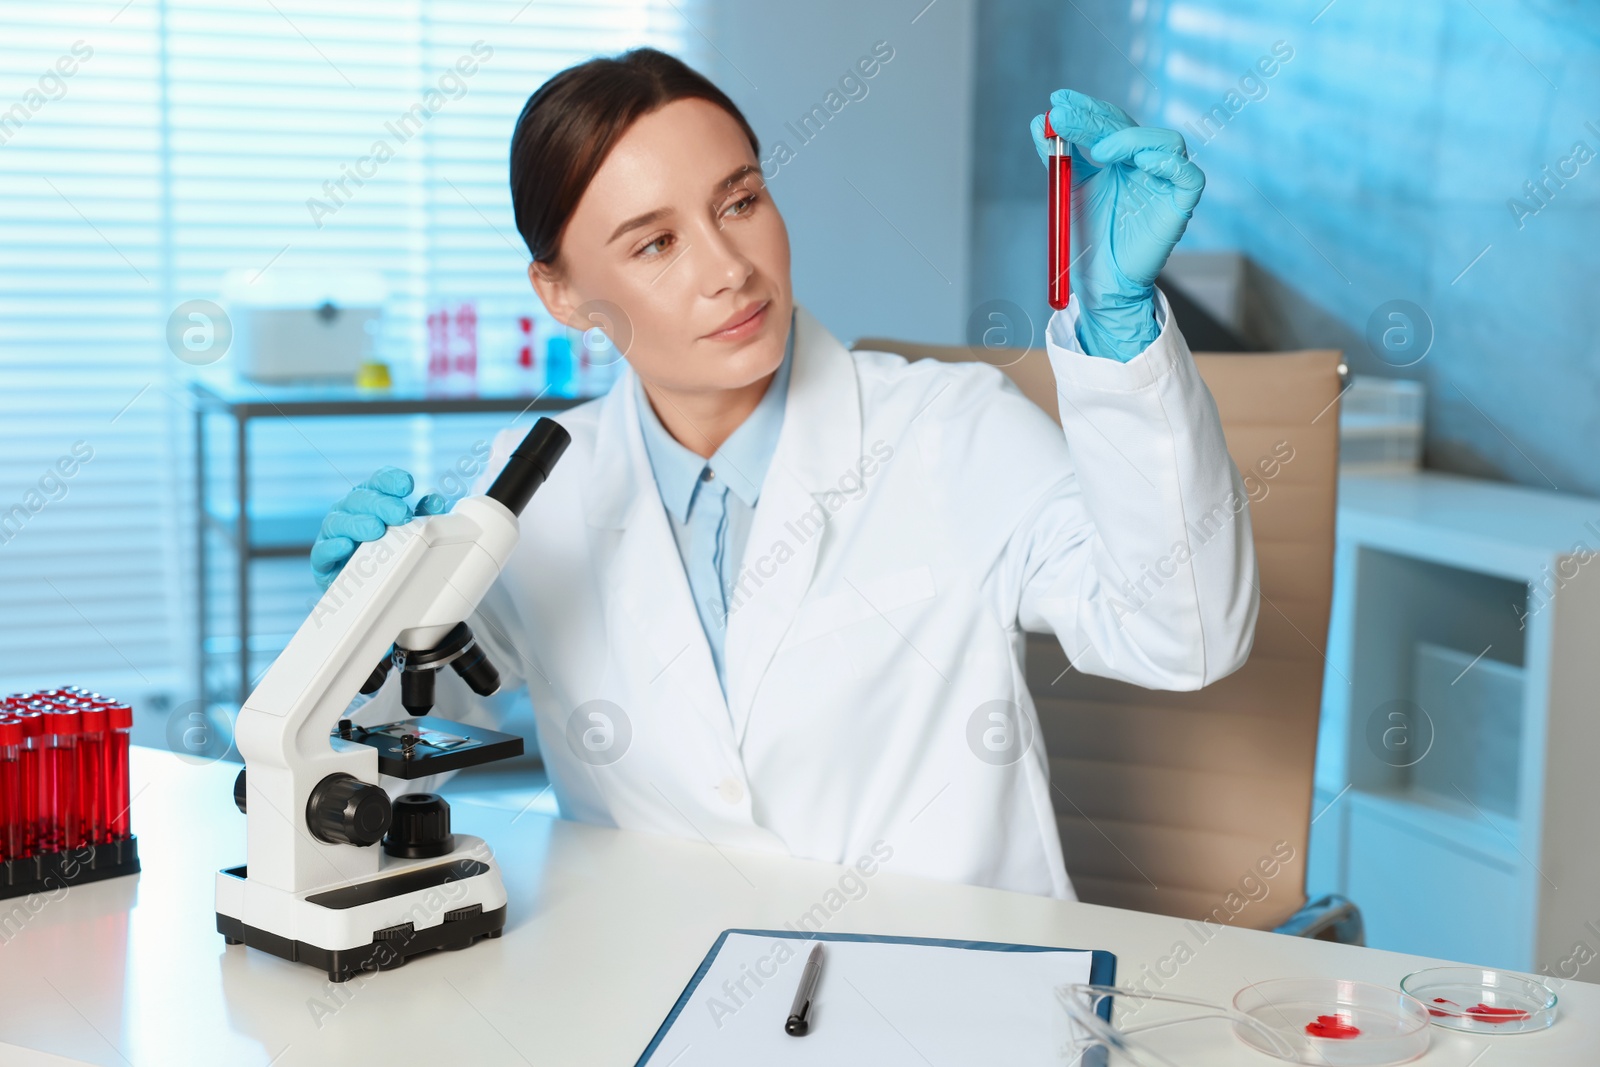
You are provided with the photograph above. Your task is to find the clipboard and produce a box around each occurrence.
[636,929,1117,1065]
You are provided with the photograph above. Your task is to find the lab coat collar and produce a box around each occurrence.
[584,303,861,532]
[632,314,794,519]
[582,303,863,746]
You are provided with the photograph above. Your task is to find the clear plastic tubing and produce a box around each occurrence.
[1044,112,1072,311]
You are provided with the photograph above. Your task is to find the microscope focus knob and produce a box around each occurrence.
[306,773,392,847]
[383,792,455,858]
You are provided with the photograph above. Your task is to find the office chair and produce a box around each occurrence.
[852,322,1359,943]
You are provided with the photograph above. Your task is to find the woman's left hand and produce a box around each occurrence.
[1030,88,1205,362]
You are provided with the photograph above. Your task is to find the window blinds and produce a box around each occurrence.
[0,0,706,697]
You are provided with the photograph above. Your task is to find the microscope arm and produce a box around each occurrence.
[234,418,569,895]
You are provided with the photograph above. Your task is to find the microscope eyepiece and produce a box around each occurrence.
[486,416,570,516]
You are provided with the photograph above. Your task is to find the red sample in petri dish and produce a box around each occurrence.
[1466,1003,1532,1022]
[1043,111,1072,311]
[1304,1013,1362,1039]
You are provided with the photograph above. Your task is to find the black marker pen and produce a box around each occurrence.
[784,943,824,1036]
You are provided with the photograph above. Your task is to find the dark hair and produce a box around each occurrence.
[509,48,760,266]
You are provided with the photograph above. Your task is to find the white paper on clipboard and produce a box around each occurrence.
[636,930,1111,1065]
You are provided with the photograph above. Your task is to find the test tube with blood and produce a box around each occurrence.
[22,700,55,850]
[13,711,42,860]
[106,702,133,839]
[0,717,20,863]
[1044,112,1072,311]
[77,703,109,845]
[42,704,81,852]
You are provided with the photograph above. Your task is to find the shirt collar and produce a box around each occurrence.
[635,312,794,523]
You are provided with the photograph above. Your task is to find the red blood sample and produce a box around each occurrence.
[1044,112,1072,311]
[106,702,133,840]
[1304,1014,1362,1039]
[78,705,109,845]
[41,705,81,852]
[0,717,21,863]
[12,711,43,860]
[1427,997,1532,1023]
[1465,1003,1531,1022]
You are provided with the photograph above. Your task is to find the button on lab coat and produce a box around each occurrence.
[358,291,1258,899]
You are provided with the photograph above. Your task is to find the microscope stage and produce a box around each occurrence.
[338,715,524,779]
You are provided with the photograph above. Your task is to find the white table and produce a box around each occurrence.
[0,748,1593,1065]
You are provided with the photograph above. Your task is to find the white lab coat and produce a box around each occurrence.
[358,290,1258,900]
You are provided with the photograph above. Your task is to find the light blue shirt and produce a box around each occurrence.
[635,319,794,698]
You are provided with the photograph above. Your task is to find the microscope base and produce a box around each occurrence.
[216,904,506,983]
[215,837,509,982]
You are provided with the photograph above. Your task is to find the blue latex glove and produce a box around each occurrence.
[1030,88,1206,362]
[310,467,447,591]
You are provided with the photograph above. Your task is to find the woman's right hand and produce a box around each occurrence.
[310,467,447,591]
[1030,88,1205,361]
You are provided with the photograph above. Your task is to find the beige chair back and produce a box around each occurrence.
[852,335,1343,929]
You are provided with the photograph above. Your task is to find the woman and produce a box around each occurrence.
[314,49,1257,900]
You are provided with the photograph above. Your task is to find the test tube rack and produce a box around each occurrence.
[0,687,140,901]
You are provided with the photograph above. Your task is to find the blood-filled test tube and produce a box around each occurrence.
[35,704,58,853]
[0,717,20,863]
[77,704,109,846]
[1044,112,1072,311]
[12,711,42,861]
[23,701,49,850]
[41,705,81,853]
[106,702,133,840]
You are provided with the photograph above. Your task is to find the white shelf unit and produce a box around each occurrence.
[1309,471,1600,980]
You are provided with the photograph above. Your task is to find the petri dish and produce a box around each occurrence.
[1399,966,1557,1034]
[1232,978,1431,1065]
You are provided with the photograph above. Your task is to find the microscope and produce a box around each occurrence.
[215,418,569,983]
